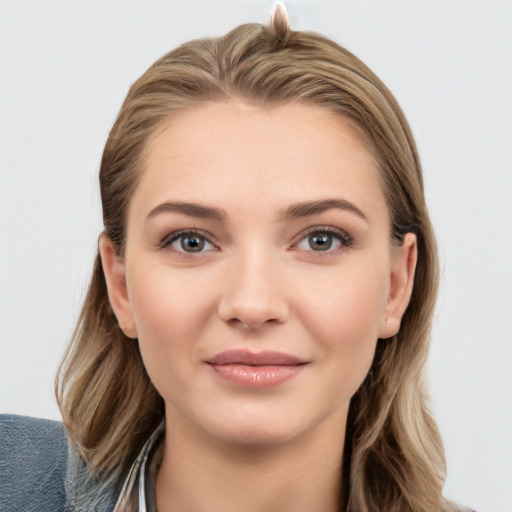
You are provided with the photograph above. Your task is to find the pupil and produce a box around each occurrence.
[309,234,332,251]
[181,236,204,252]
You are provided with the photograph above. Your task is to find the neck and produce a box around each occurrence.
[155,408,348,512]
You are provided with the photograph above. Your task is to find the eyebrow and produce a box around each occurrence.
[146,202,228,222]
[145,198,368,223]
[278,199,368,223]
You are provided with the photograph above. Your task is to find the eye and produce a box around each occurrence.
[295,227,353,253]
[160,230,216,253]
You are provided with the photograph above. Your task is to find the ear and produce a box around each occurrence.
[99,233,138,339]
[378,232,417,339]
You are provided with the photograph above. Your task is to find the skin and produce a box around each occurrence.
[100,102,417,512]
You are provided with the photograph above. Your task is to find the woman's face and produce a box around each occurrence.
[101,101,416,447]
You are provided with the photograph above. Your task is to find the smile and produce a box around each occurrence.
[206,349,308,388]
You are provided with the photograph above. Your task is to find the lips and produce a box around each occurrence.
[207,349,306,366]
[206,349,308,388]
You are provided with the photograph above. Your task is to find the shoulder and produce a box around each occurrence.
[0,413,66,448]
[0,414,123,511]
[0,414,67,510]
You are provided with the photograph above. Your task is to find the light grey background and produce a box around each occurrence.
[1,1,511,510]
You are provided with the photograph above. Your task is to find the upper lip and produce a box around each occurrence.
[207,349,307,366]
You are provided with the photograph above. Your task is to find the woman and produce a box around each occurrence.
[0,5,472,512]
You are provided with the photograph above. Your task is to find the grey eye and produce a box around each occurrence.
[180,235,206,252]
[161,230,215,253]
[308,233,334,251]
[295,227,351,253]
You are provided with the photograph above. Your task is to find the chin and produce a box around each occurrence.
[213,424,301,447]
[197,407,321,448]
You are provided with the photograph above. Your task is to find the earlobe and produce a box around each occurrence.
[99,233,138,339]
[378,232,417,339]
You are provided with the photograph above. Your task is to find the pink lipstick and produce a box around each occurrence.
[206,349,307,388]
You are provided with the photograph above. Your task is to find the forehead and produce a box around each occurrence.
[132,101,388,224]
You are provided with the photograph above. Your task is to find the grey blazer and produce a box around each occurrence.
[0,414,120,512]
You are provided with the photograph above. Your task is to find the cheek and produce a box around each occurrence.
[124,263,214,391]
[127,260,212,337]
[297,263,388,392]
[299,259,388,338]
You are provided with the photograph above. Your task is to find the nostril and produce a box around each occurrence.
[239,317,281,330]
[227,316,278,331]
[219,301,289,330]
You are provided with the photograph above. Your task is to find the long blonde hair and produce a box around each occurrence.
[56,22,458,512]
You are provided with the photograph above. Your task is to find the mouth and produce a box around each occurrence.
[205,349,308,388]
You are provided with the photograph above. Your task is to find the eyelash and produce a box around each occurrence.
[159,229,216,253]
[296,226,354,254]
[159,226,354,255]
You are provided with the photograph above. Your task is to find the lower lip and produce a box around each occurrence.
[208,364,305,388]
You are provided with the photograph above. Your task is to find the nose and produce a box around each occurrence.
[217,248,289,330]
